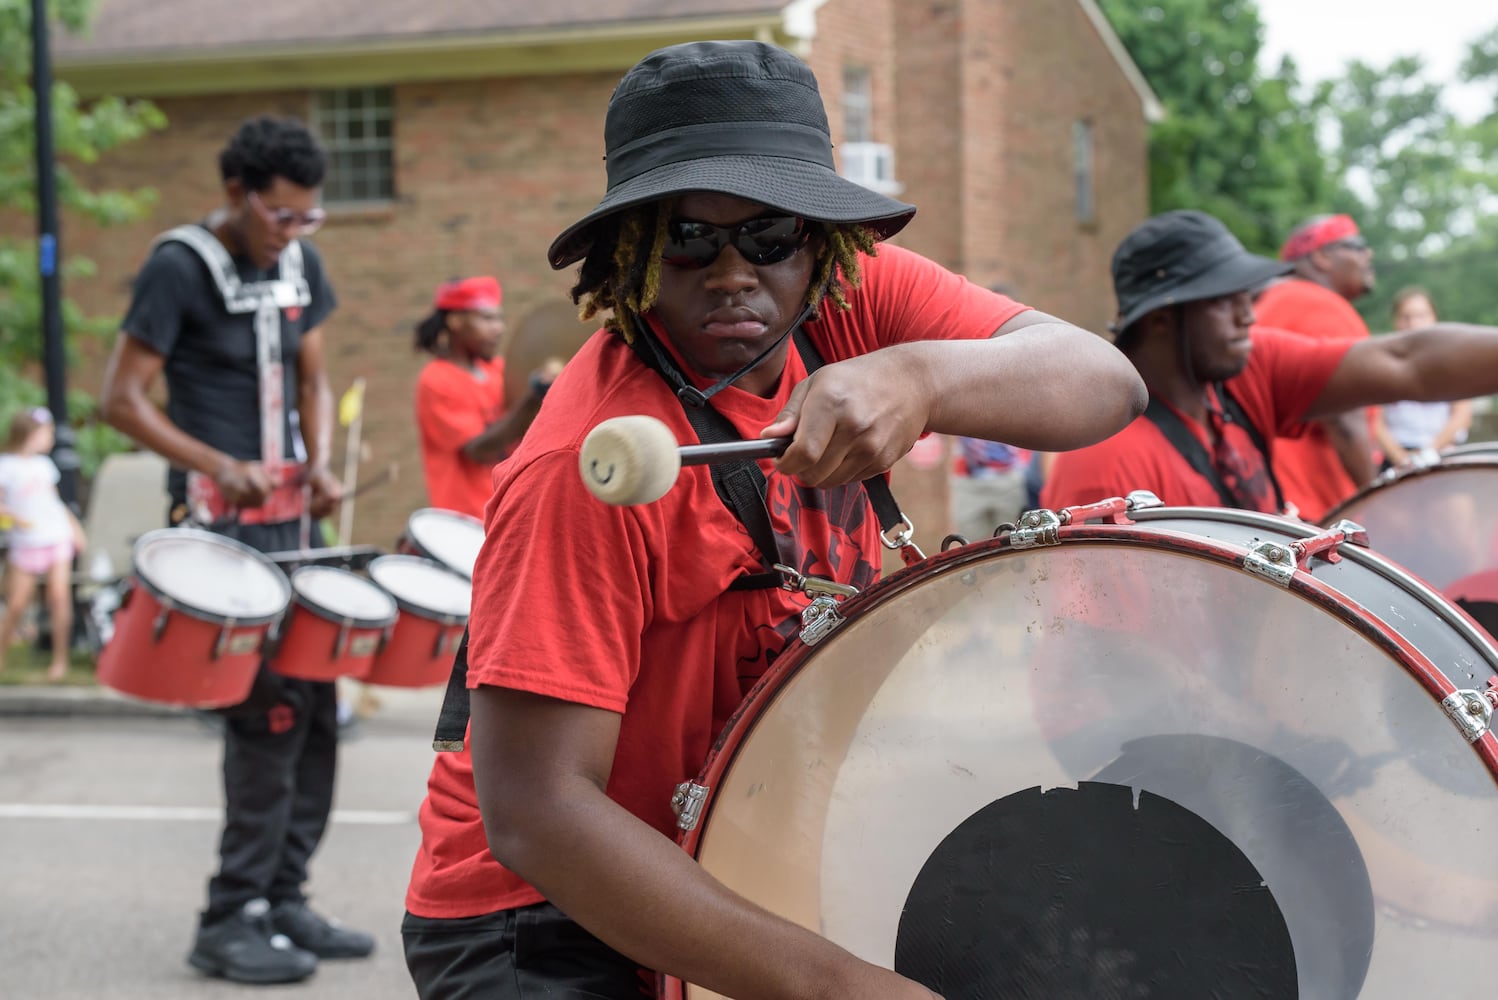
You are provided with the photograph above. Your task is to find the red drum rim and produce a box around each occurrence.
[131,527,290,627]
[287,565,399,629]
[678,509,1498,860]
[366,554,471,623]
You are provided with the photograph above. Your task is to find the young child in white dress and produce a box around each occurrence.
[0,408,86,680]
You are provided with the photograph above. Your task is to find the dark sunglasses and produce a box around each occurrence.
[661,215,810,269]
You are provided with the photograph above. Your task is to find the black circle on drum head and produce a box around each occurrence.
[897,780,1312,999]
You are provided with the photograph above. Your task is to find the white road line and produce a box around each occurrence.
[0,804,415,824]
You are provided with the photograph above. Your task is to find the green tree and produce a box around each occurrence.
[0,0,163,475]
[1097,0,1335,254]
[1312,34,1498,330]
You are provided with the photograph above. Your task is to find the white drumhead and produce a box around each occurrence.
[368,556,471,618]
[133,528,289,619]
[290,566,397,624]
[688,533,1498,999]
[407,508,484,579]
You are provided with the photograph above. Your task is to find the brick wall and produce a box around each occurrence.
[49,5,1148,556]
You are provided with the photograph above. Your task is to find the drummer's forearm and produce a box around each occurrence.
[104,390,228,478]
[486,777,914,1000]
[298,374,335,472]
[461,392,544,464]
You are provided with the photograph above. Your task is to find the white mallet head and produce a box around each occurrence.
[579,415,682,506]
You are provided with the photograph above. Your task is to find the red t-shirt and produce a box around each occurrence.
[415,356,507,518]
[406,243,1028,918]
[1253,278,1372,521]
[1042,326,1352,512]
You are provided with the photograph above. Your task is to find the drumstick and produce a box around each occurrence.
[579,415,790,506]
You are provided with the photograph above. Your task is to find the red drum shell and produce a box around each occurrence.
[268,566,399,682]
[363,555,470,688]
[97,528,289,708]
[660,506,1498,1000]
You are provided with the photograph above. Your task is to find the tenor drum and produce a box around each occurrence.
[267,566,399,681]
[363,555,470,688]
[660,498,1498,1000]
[1323,455,1498,640]
[97,528,290,707]
[399,508,485,579]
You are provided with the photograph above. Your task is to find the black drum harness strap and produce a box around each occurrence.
[432,316,920,752]
[1142,385,1286,513]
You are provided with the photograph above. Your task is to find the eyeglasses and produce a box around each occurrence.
[248,190,327,235]
[1326,237,1369,253]
[661,215,810,269]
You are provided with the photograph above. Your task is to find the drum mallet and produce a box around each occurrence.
[579,415,789,506]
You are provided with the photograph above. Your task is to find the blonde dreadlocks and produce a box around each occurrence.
[568,202,880,342]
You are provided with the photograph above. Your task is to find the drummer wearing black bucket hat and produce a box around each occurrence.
[401,39,1146,1000]
[1044,208,1498,514]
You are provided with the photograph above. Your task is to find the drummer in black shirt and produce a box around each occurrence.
[100,115,372,985]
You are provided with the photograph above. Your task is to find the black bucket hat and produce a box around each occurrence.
[546,40,917,270]
[1111,210,1292,333]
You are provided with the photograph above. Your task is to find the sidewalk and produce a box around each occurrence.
[0,680,446,723]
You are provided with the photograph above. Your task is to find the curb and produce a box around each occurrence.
[0,685,187,719]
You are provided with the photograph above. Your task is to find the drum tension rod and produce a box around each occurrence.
[1244,520,1370,586]
[1442,680,1497,743]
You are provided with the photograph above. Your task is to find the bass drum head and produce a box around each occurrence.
[134,527,289,622]
[684,529,1498,999]
[1325,459,1498,594]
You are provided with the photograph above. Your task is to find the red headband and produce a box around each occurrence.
[1280,215,1360,261]
[433,276,502,312]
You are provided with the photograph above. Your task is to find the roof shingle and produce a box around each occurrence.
[57,0,788,58]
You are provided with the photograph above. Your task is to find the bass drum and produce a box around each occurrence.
[1323,454,1498,641]
[660,499,1498,1000]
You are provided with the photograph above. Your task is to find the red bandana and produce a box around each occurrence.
[434,275,502,312]
[1280,215,1360,261]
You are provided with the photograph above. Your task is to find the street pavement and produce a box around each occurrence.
[0,684,445,999]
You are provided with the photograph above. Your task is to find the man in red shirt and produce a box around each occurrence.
[412,276,558,518]
[1044,209,1498,516]
[400,39,1148,1000]
[1253,214,1379,520]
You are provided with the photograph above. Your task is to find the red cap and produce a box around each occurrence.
[1280,215,1360,261]
[433,276,502,312]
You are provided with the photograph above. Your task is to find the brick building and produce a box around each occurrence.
[46,0,1159,552]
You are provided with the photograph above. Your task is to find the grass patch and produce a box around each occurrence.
[0,641,100,687]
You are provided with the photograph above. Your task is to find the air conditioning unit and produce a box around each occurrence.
[839,141,904,196]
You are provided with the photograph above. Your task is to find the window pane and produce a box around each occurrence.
[311,86,395,204]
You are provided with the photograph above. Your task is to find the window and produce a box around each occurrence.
[1073,119,1096,225]
[311,87,395,205]
[842,66,873,143]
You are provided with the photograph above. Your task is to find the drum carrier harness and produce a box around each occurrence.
[431,322,923,751]
[153,225,312,527]
[1143,385,1286,514]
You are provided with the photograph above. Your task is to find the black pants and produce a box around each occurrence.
[184,516,341,923]
[402,904,651,999]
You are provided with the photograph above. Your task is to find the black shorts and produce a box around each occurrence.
[402,903,653,1000]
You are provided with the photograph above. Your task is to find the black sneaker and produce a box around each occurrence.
[268,900,376,959]
[188,898,318,984]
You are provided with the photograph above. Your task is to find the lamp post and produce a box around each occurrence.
[31,0,79,508]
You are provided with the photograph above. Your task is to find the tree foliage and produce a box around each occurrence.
[0,0,164,474]
[1097,0,1334,254]
[1313,35,1498,330]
